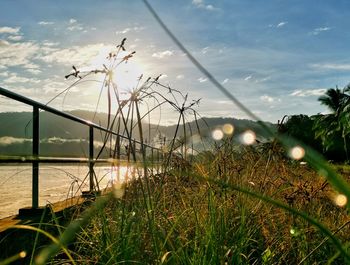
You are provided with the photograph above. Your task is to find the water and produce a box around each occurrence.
[0,164,137,219]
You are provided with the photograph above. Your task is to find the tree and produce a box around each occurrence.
[314,86,350,161]
[284,114,322,152]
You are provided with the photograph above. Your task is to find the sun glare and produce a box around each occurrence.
[85,46,144,92]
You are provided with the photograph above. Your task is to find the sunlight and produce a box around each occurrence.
[79,45,144,90]
[74,44,146,113]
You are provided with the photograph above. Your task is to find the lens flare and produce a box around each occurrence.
[334,194,347,207]
[241,130,256,145]
[289,146,305,160]
[212,129,224,141]
[222,123,234,135]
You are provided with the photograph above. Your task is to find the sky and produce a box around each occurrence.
[1,0,350,124]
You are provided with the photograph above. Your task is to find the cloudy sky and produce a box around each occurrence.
[1,0,350,124]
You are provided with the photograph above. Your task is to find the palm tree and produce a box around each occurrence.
[314,86,350,161]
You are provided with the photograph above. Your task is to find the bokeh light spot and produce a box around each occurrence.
[289,146,305,160]
[241,130,256,145]
[334,194,347,207]
[222,123,234,135]
[212,129,224,141]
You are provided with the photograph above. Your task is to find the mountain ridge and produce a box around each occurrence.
[0,110,276,157]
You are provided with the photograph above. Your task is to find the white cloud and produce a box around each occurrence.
[269,22,288,28]
[0,26,20,34]
[159,74,168,80]
[67,18,84,31]
[0,40,41,68]
[310,63,350,70]
[277,21,287,28]
[68,25,83,31]
[192,0,218,11]
[3,73,40,84]
[7,35,22,41]
[222,78,229,84]
[42,81,66,94]
[255,76,271,83]
[201,46,209,54]
[310,27,331,35]
[260,76,271,82]
[38,21,54,25]
[27,69,42,75]
[176,74,184,79]
[116,28,131,34]
[115,26,144,35]
[198,77,207,83]
[24,63,40,69]
[152,50,174,59]
[36,43,113,67]
[244,75,252,81]
[42,41,60,47]
[0,71,9,77]
[290,88,326,97]
[260,95,278,103]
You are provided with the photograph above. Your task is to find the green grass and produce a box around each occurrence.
[24,144,347,265]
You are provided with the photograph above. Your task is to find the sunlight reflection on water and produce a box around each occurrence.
[0,164,137,218]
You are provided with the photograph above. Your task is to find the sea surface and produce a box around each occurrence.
[0,164,136,219]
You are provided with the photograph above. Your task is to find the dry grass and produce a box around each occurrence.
[64,142,350,264]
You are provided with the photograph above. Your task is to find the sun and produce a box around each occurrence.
[75,44,145,113]
[86,45,144,91]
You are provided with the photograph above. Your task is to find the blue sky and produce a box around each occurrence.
[1,0,350,123]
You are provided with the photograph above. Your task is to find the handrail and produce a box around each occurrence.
[0,86,158,150]
[0,86,162,211]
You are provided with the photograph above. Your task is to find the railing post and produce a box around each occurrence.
[151,147,154,174]
[32,106,39,208]
[157,149,160,173]
[116,135,120,160]
[89,126,94,192]
[133,140,137,162]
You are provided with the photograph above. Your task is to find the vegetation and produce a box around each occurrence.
[282,85,350,162]
[1,31,350,264]
[64,144,349,264]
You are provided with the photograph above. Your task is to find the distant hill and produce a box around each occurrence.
[0,110,276,157]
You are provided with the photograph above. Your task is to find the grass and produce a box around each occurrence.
[18,143,346,265]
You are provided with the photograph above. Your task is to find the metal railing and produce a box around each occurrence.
[0,86,162,209]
